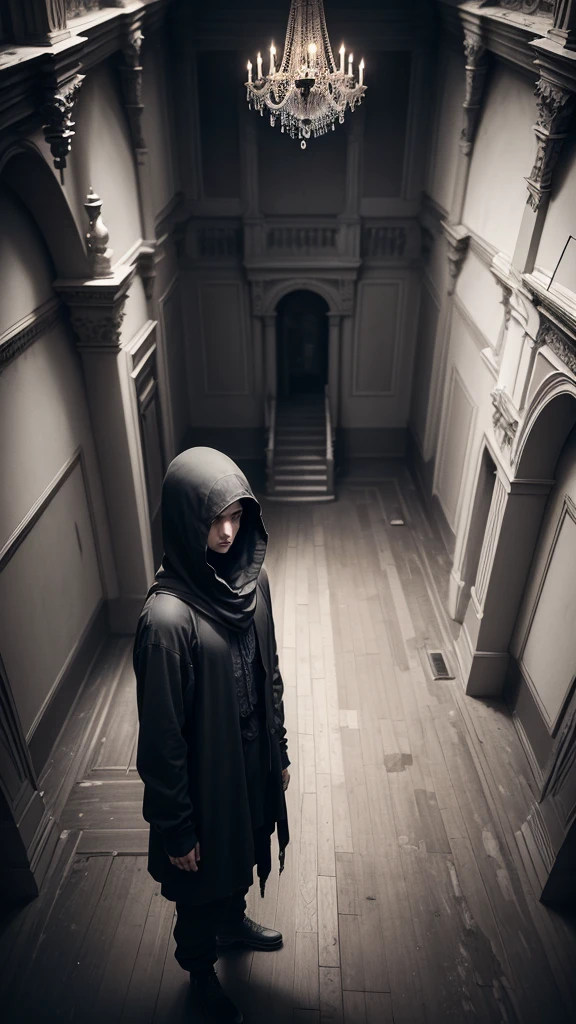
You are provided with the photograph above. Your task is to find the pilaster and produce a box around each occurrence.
[263,313,277,399]
[458,473,554,696]
[513,53,576,272]
[327,313,342,428]
[56,266,155,631]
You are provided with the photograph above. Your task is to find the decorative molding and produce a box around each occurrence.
[495,1,554,14]
[0,298,62,372]
[475,473,508,607]
[441,221,470,295]
[55,266,135,351]
[461,29,489,156]
[536,316,576,373]
[491,387,519,449]
[525,75,575,210]
[41,67,85,183]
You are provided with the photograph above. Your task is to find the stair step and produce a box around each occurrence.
[276,444,325,452]
[272,483,327,491]
[275,456,325,465]
[275,473,328,483]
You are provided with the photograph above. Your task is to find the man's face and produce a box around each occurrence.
[207,500,243,553]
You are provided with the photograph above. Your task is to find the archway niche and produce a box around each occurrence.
[276,290,329,399]
[0,145,89,280]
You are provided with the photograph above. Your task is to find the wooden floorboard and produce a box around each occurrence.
[2,472,576,1023]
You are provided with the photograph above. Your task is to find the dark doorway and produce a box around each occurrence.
[276,290,329,397]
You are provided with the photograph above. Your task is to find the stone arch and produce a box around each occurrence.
[264,277,342,316]
[0,140,89,280]
[515,372,576,481]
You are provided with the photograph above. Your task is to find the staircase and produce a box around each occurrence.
[266,393,336,502]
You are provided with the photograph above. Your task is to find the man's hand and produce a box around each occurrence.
[169,841,201,872]
[282,768,290,792]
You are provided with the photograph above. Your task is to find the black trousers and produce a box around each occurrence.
[173,888,248,975]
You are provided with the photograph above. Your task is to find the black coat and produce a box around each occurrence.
[134,565,289,905]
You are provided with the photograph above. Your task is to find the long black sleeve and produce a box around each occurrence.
[260,571,290,770]
[134,642,197,857]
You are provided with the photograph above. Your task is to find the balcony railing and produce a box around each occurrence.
[266,225,338,255]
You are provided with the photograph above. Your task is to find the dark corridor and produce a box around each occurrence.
[276,290,329,397]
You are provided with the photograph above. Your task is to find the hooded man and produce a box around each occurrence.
[134,447,290,1024]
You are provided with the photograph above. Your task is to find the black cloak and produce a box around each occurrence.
[133,447,289,905]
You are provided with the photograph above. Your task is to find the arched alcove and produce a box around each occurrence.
[0,143,89,280]
[276,289,330,398]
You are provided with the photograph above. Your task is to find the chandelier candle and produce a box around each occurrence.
[244,0,367,149]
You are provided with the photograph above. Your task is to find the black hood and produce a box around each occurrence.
[149,447,268,631]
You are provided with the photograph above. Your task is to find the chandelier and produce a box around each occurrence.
[245,0,366,149]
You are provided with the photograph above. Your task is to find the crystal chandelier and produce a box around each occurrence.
[245,0,366,149]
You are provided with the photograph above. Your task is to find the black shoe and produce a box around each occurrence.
[217,915,283,951]
[192,968,243,1023]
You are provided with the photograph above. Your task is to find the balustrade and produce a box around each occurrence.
[265,225,338,254]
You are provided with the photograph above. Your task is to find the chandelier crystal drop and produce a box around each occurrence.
[245,0,366,149]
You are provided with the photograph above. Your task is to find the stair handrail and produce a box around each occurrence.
[265,392,277,491]
[324,385,334,495]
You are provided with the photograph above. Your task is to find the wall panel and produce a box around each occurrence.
[353,280,402,396]
[520,500,576,732]
[435,367,476,530]
[198,281,249,395]
[0,454,103,738]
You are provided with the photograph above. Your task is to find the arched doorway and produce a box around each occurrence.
[276,290,329,398]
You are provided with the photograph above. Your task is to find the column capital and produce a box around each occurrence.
[55,266,135,351]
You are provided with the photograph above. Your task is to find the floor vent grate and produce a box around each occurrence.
[427,650,454,680]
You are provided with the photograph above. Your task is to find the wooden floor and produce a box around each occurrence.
[2,468,576,1023]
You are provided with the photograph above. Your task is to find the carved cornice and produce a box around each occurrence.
[461,28,490,155]
[55,265,135,351]
[535,316,576,374]
[0,298,62,372]
[491,387,519,449]
[441,221,470,294]
[0,2,170,135]
[525,74,575,210]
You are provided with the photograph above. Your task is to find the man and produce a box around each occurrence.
[134,447,290,1024]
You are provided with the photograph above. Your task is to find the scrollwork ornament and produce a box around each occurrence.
[70,311,126,349]
[42,74,85,183]
[525,78,574,210]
